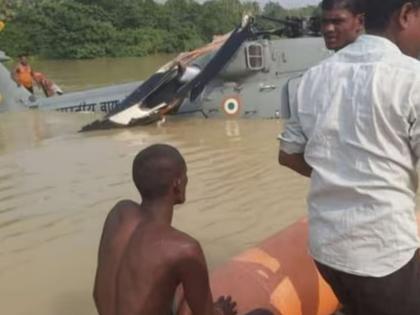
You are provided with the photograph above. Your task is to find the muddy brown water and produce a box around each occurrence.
[0,56,418,315]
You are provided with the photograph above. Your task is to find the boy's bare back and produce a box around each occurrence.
[93,145,236,315]
[116,222,208,315]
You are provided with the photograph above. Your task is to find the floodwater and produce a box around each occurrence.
[0,56,310,315]
[0,56,417,315]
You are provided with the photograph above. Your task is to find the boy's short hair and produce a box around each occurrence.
[132,144,186,199]
[365,0,420,31]
[321,0,365,15]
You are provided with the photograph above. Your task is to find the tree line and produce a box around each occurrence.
[0,0,318,59]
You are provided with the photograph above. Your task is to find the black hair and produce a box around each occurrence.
[365,0,420,31]
[132,144,186,200]
[321,0,365,15]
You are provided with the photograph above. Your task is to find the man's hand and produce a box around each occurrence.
[214,296,237,315]
[278,150,312,178]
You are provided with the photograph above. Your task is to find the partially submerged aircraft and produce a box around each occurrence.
[0,16,331,131]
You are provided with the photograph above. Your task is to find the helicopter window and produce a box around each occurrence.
[245,44,264,70]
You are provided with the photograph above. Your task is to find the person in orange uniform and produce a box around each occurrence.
[33,72,63,97]
[12,54,34,93]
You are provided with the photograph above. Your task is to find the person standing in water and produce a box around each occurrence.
[12,54,34,93]
[320,0,365,51]
[278,0,420,314]
[33,72,63,97]
[94,144,237,315]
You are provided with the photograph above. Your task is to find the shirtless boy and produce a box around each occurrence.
[93,144,236,315]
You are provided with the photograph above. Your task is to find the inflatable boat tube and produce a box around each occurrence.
[177,214,420,315]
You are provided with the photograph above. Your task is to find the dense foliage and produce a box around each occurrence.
[0,0,318,59]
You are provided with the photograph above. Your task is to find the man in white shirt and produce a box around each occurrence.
[278,0,420,314]
[321,0,365,51]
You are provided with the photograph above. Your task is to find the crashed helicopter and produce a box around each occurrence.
[0,16,331,131]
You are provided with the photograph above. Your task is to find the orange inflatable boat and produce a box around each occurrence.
[177,215,420,315]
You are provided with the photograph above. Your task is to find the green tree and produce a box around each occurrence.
[199,0,242,41]
[0,0,320,60]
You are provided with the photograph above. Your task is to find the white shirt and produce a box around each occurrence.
[279,35,420,277]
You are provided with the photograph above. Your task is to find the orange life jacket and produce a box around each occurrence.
[16,64,33,88]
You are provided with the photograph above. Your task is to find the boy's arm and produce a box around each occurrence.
[93,200,140,315]
[177,240,236,315]
[93,212,112,314]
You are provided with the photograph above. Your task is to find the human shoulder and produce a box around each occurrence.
[360,35,420,75]
[166,228,204,262]
[97,200,142,261]
[104,200,141,228]
[393,54,420,76]
[297,60,331,92]
[298,50,338,84]
[378,54,420,100]
[112,199,140,212]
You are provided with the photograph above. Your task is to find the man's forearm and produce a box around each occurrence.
[278,150,312,177]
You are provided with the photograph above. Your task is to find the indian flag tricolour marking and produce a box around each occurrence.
[222,96,241,116]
